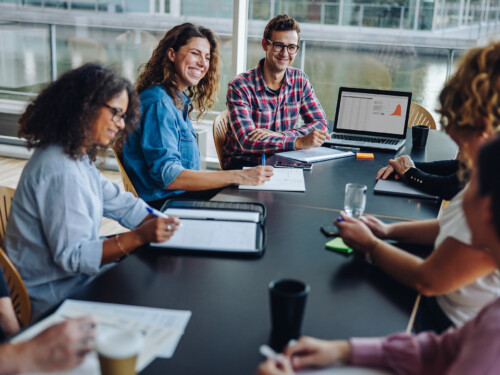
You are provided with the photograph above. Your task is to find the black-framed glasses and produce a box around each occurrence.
[266,39,299,55]
[102,103,127,124]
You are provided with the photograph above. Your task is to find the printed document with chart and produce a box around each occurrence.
[239,167,306,192]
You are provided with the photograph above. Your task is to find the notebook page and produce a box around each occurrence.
[151,219,258,252]
[238,168,305,192]
[164,208,260,222]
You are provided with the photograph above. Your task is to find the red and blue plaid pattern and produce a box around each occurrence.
[223,59,329,168]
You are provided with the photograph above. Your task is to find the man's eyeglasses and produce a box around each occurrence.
[266,39,299,55]
[102,103,127,124]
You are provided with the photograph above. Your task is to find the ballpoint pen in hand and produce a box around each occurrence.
[259,344,284,365]
[146,206,169,218]
[262,154,266,166]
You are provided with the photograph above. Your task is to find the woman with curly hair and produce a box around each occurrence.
[257,133,500,375]
[3,63,179,319]
[334,42,500,333]
[122,23,273,209]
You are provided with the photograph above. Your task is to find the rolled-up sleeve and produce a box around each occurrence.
[227,83,296,153]
[140,99,185,188]
[36,173,103,276]
[100,173,148,228]
[282,74,329,138]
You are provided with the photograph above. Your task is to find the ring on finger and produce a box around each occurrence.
[167,224,172,231]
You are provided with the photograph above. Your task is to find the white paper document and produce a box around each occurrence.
[239,167,306,192]
[151,218,258,252]
[277,147,354,163]
[12,300,192,375]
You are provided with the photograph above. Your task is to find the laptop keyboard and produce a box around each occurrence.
[330,133,398,145]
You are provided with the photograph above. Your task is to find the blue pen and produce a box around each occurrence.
[261,154,266,166]
[146,206,169,219]
[336,217,345,222]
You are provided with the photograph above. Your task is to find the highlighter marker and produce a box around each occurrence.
[356,152,374,160]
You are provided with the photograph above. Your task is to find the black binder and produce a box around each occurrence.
[149,200,266,257]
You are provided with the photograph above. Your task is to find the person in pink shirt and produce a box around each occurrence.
[256,134,500,375]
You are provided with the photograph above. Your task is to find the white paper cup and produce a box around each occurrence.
[96,328,142,375]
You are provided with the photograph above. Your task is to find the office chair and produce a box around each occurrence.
[212,110,229,170]
[0,185,15,246]
[0,247,31,327]
[113,150,139,198]
[409,102,437,129]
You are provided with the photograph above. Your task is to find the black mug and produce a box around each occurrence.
[269,279,310,351]
[412,125,430,149]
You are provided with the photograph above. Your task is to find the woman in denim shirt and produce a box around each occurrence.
[4,64,179,319]
[122,23,274,209]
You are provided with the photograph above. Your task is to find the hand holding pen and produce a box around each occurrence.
[135,207,180,243]
[257,345,294,375]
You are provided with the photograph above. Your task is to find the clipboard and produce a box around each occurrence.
[374,179,439,200]
[149,200,266,257]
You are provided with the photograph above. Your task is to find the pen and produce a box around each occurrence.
[259,344,284,365]
[332,146,361,152]
[261,154,266,166]
[146,206,169,219]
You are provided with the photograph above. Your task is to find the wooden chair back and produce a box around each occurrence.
[113,151,139,198]
[0,186,15,245]
[0,247,31,327]
[213,110,229,170]
[409,102,437,129]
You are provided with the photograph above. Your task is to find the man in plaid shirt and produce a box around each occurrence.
[223,14,331,169]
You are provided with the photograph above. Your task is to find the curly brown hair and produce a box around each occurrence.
[438,42,500,134]
[263,14,301,41]
[135,23,220,120]
[18,63,140,161]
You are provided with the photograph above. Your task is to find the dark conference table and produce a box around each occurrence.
[73,130,457,374]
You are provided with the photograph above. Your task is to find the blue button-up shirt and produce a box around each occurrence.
[122,86,200,202]
[3,145,148,320]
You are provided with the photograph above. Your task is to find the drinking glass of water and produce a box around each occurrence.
[344,183,367,218]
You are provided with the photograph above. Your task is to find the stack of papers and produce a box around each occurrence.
[239,167,306,192]
[276,147,354,162]
[12,300,191,374]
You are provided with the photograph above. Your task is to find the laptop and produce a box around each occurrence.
[324,87,412,151]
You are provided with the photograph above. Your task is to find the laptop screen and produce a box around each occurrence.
[333,87,412,138]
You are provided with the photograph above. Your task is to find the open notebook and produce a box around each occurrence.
[150,200,266,256]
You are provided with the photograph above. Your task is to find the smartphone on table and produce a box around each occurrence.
[320,224,339,237]
[274,160,313,170]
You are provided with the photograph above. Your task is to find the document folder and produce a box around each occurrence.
[374,179,439,200]
[149,200,266,256]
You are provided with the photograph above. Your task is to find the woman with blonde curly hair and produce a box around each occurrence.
[258,133,500,375]
[334,42,500,333]
[122,23,273,209]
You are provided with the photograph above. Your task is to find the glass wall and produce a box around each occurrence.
[0,0,495,118]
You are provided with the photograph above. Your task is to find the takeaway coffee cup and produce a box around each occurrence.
[96,328,143,375]
[412,125,430,149]
[269,279,310,351]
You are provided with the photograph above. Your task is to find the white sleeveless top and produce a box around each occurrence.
[435,187,500,327]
